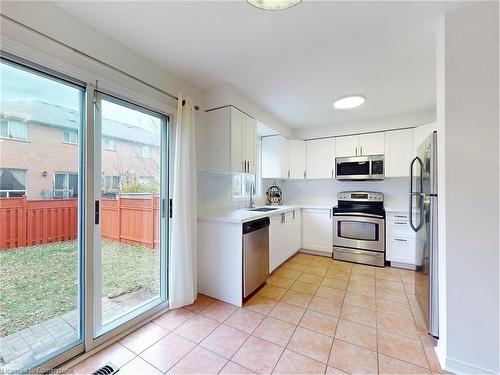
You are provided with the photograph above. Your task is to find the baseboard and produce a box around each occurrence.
[300,248,332,257]
[443,354,497,374]
[390,261,416,270]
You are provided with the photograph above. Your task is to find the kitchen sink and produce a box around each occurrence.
[248,207,280,212]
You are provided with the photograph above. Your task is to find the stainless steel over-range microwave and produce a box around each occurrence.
[335,155,384,181]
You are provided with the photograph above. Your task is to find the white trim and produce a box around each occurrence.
[60,304,170,372]
[443,353,497,374]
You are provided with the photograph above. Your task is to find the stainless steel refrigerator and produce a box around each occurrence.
[409,131,439,338]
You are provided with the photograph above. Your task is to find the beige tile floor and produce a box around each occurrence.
[67,253,447,374]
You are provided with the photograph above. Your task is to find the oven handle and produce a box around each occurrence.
[333,212,384,219]
[335,248,384,257]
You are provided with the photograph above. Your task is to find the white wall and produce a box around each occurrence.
[438,2,499,373]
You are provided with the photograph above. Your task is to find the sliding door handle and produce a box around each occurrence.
[94,200,100,225]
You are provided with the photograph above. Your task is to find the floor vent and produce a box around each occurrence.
[92,362,119,375]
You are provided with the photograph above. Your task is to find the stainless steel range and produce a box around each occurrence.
[333,191,385,267]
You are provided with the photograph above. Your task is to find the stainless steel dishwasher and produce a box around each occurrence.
[243,217,270,298]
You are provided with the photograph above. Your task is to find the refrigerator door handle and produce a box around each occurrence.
[409,156,424,232]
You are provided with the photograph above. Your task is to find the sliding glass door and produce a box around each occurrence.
[0,57,169,372]
[0,60,84,372]
[93,93,168,337]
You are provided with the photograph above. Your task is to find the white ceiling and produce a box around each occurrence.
[55,1,464,129]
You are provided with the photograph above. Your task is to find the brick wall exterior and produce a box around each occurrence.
[0,122,160,199]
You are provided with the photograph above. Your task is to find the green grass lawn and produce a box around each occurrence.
[0,240,160,336]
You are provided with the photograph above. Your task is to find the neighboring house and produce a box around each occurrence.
[0,100,160,199]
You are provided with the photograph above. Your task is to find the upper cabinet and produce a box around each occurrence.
[306,138,335,179]
[384,129,414,177]
[261,137,306,180]
[413,122,437,156]
[202,106,256,174]
[335,133,385,157]
[335,135,358,158]
[262,135,289,179]
[358,133,385,156]
[288,140,306,179]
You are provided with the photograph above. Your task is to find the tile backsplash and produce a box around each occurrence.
[262,177,409,210]
[198,171,409,211]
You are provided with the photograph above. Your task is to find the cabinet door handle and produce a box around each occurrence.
[360,146,363,156]
[293,210,296,220]
[288,170,290,179]
[395,215,408,219]
[247,160,249,173]
[394,221,408,225]
[243,161,246,173]
[331,169,334,178]
[394,238,408,242]
[355,146,358,156]
[304,170,306,179]
[329,209,332,219]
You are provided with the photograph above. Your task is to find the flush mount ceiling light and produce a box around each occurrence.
[333,95,365,110]
[248,0,301,11]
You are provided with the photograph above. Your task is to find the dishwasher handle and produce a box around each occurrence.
[243,217,270,234]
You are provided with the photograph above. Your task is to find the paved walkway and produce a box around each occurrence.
[0,294,150,372]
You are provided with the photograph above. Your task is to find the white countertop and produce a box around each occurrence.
[199,205,304,223]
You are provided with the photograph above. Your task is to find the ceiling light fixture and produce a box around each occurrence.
[333,95,365,109]
[248,0,301,11]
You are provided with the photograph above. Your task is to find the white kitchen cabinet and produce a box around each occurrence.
[202,106,256,174]
[262,135,289,179]
[269,209,302,272]
[269,215,283,272]
[413,122,437,155]
[335,132,385,157]
[302,208,333,254]
[288,140,306,179]
[243,114,257,174]
[287,209,302,255]
[306,138,335,179]
[335,135,359,158]
[384,129,414,177]
[386,211,417,268]
[358,132,385,155]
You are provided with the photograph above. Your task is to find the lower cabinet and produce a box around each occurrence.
[302,208,333,254]
[269,209,302,273]
[386,211,417,267]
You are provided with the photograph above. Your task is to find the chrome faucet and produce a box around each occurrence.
[248,179,255,209]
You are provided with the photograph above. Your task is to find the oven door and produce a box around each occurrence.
[333,214,385,252]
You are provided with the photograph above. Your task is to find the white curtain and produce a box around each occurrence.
[169,95,198,309]
[10,169,26,187]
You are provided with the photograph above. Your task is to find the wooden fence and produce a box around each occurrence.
[0,196,159,250]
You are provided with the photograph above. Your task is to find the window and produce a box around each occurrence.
[54,172,78,198]
[133,143,150,158]
[63,130,78,144]
[232,174,255,200]
[0,118,28,141]
[104,175,121,190]
[0,168,26,197]
[139,176,154,185]
[103,136,116,150]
